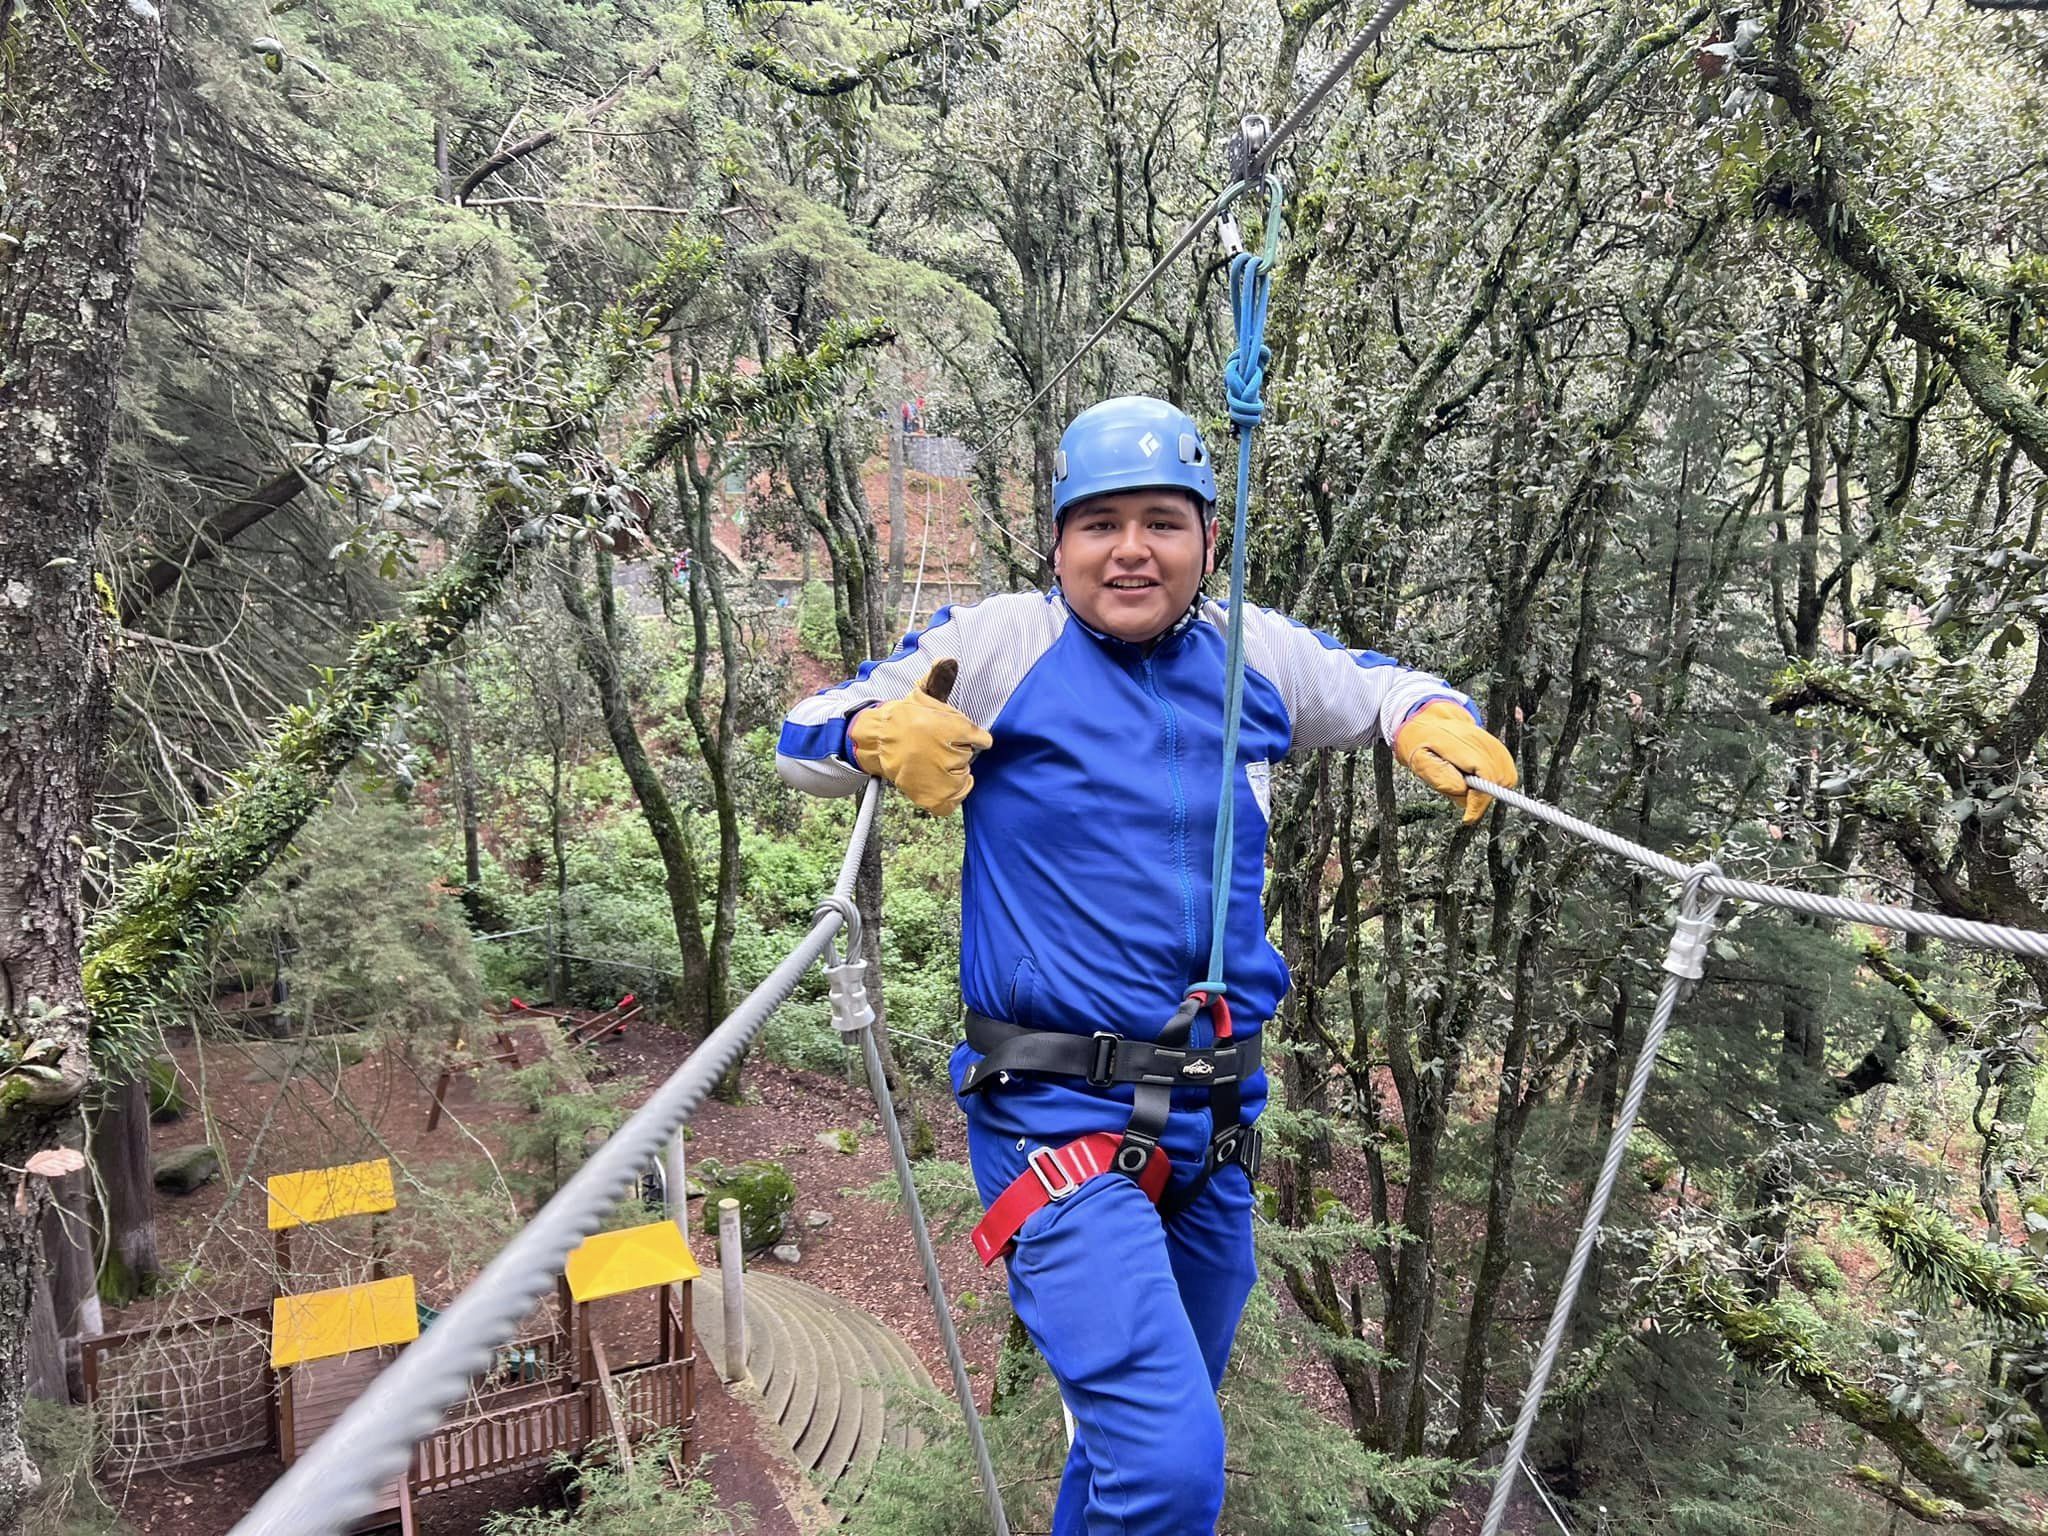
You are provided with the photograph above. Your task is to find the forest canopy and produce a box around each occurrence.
[5,0,2048,1529]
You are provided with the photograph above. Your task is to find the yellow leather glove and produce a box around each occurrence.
[1393,701,1516,824]
[847,660,992,816]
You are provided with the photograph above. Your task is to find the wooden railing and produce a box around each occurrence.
[407,1354,695,1495]
[410,1391,588,1495]
[613,1358,695,1446]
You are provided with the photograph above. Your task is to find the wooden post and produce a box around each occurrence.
[425,1067,453,1133]
[588,1337,633,1474]
[717,1198,746,1384]
[666,1129,687,1236]
[278,1364,296,1464]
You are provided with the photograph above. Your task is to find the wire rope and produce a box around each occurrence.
[972,0,1420,458]
[227,784,882,1536]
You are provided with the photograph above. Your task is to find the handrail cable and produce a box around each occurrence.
[1467,767,2048,1533]
[224,751,2048,1535]
[228,783,882,1536]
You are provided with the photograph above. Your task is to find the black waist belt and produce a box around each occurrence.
[959,1011,1261,1095]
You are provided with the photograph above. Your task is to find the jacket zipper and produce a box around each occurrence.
[1141,655,1199,969]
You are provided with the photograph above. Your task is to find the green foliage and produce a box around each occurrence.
[845,1284,1463,1536]
[222,796,483,1040]
[22,1400,129,1536]
[488,1055,636,1204]
[1860,1190,2048,1329]
[796,579,842,664]
[629,317,896,471]
[144,1055,185,1121]
[696,1157,796,1250]
[1787,1239,1846,1295]
[482,1437,740,1534]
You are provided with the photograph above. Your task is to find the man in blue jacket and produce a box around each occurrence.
[777,396,1514,1535]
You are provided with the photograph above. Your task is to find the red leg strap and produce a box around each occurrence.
[970,1132,1173,1266]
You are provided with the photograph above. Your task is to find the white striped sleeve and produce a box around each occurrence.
[1231,601,1479,754]
[774,594,1065,797]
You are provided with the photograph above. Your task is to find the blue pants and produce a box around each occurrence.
[964,1112,1258,1536]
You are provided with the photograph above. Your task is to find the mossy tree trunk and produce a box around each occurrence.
[0,0,165,1516]
[556,545,713,1026]
[91,1077,159,1303]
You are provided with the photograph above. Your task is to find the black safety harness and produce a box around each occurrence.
[960,991,1263,1224]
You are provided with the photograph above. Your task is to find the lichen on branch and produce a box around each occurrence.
[76,296,893,1081]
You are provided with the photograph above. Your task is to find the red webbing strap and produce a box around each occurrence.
[970,1132,1172,1265]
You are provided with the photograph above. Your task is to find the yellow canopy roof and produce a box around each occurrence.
[271,1274,419,1368]
[267,1158,396,1232]
[565,1220,702,1303]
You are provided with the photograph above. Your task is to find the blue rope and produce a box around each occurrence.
[1199,247,1274,998]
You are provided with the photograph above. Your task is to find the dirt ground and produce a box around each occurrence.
[94,1011,1540,1535]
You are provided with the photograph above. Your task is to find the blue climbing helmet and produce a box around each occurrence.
[1051,395,1217,526]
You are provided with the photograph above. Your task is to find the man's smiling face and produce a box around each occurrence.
[1054,489,1216,644]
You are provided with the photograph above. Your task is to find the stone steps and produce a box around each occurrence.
[695,1270,931,1507]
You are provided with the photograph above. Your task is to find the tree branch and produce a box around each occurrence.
[714,0,1022,97]
[1751,54,2048,476]
[1859,940,1974,1043]
[458,57,666,205]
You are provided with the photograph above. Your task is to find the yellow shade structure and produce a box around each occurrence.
[267,1158,396,1232]
[271,1274,419,1368]
[564,1220,702,1303]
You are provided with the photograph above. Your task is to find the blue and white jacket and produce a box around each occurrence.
[776,591,1474,1140]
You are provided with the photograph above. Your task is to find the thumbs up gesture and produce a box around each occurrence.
[848,660,993,816]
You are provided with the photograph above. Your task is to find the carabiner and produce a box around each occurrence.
[1214,173,1285,273]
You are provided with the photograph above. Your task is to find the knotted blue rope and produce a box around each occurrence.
[1198,242,1276,1000]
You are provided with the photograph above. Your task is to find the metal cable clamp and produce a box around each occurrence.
[814,894,874,1040]
[1662,861,1725,993]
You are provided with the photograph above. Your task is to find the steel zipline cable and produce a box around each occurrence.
[224,751,2048,1535]
[972,0,1419,459]
[1465,769,2048,1534]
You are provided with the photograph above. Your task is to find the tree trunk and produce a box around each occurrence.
[92,1078,159,1303]
[0,0,165,1514]
[448,642,488,923]
[37,1155,98,1404]
[549,728,570,1004]
[556,550,712,1026]
[886,421,908,624]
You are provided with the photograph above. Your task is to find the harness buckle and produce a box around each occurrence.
[1208,1123,1263,1179]
[1027,1144,1080,1202]
[1088,1031,1120,1087]
[1112,1131,1158,1178]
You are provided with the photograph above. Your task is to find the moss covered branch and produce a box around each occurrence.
[1849,1467,2045,1536]
[629,317,893,471]
[1858,1192,2048,1331]
[1655,1253,2036,1524]
[1751,44,2048,477]
[709,0,1021,98]
[1858,943,1976,1044]
[74,238,725,1079]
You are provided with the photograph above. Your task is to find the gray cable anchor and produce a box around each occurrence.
[816,894,875,1040]
[811,897,1012,1536]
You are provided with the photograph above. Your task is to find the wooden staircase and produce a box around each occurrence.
[693,1272,930,1505]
